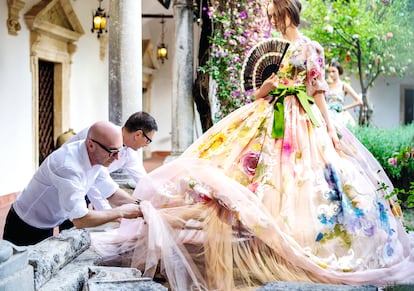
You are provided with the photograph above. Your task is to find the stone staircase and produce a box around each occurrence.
[0,228,166,291]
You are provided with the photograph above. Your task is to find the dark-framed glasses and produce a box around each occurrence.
[90,138,123,157]
[139,129,152,144]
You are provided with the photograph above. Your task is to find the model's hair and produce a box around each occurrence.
[123,111,158,133]
[267,0,302,34]
[329,60,344,75]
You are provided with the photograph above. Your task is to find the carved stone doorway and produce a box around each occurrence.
[24,0,83,167]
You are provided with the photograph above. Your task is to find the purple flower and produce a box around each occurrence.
[239,36,247,44]
[363,225,375,237]
[239,11,247,19]
[388,157,397,167]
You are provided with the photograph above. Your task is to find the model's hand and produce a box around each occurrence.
[118,203,143,219]
[328,127,341,154]
[255,73,279,99]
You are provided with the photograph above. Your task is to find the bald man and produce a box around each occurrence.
[68,111,158,210]
[3,121,142,246]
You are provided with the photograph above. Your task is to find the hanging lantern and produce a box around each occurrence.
[157,17,168,64]
[91,0,108,38]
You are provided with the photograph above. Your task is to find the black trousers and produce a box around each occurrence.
[3,205,53,246]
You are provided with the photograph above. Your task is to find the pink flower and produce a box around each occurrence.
[316,57,324,66]
[386,32,393,38]
[388,157,397,167]
[247,182,259,193]
[282,142,292,155]
[242,152,260,176]
[309,68,320,79]
[280,78,289,85]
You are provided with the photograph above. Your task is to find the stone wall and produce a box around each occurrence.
[0,228,166,291]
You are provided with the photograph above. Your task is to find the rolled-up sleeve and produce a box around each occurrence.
[94,168,119,199]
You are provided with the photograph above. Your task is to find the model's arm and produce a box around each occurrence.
[72,202,142,229]
[254,73,279,100]
[343,83,362,111]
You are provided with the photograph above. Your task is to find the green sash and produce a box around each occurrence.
[269,85,320,138]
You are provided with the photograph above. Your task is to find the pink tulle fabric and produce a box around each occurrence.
[91,36,414,290]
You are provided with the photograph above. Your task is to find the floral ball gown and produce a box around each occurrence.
[91,36,414,290]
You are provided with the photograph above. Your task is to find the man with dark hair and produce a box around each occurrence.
[68,111,158,210]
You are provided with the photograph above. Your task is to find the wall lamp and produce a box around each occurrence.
[91,0,108,38]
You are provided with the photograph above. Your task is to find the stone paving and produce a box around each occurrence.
[1,227,414,290]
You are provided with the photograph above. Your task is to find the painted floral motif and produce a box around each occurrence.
[315,164,396,264]
[241,152,260,176]
[277,37,326,92]
[184,177,213,204]
[179,34,405,273]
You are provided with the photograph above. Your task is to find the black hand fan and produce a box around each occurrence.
[241,38,290,92]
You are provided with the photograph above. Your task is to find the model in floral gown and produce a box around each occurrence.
[91,0,414,290]
[326,61,362,127]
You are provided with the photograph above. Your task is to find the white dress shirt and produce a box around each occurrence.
[13,140,118,228]
[68,126,147,210]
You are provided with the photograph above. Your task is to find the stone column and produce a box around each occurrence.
[170,0,194,157]
[108,0,142,125]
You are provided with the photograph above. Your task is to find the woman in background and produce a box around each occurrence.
[326,61,362,127]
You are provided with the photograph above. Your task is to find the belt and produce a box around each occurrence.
[269,85,320,138]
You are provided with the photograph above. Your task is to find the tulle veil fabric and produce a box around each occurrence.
[91,35,414,290]
[91,98,414,290]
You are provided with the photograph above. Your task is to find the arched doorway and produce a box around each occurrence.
[24,0,83,166]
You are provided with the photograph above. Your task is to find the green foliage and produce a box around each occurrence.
[199,0,414,123]
[302,0,414,92]
[392,182,414,208]
[198,1,270,121]
[352,124,414,210]
[351,123,414,180]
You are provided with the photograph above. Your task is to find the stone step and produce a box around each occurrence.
[84,266,166,291]
[258,281,378,291]
[28,228,91,289]
[0,240,34,291]
[28,228,165,291]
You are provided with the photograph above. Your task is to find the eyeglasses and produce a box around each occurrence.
[139,129,152,144]
[90,138,123,157]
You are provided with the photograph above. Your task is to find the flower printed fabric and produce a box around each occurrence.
[181,34,407,275]
[91,34,414,290]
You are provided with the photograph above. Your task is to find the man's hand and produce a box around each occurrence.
[72,203,142,229]
[117,203,142,219]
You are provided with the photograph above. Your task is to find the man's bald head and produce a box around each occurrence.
[88,121,122,147]
[86,121,123,166]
